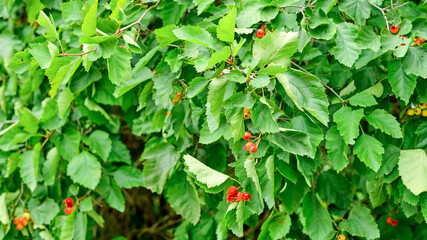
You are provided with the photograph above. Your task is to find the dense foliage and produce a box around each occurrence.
[1,0,427,239]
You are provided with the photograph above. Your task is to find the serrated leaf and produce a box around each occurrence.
[268,128,312,157]
[8,50,32,74]
[113,166,144,189]
[67,151,101,190]
[290,114,324,158]
[253,31,298,68]
[204,46,231,70]
[258,155,275,208]
[354,134,384,172]
[183,155,229,188]
[249,73,270,88]
[338,0,371,25]
[325,126,348,171]
[206,78,229,132]
[28,43,54,69]
[108,47,132,85]
[347,92,377,107]
[20,108,40,134]
[388,60,417,103]
[42,147,60,186]
[355,25,381,52]
[403,47,427,78]
[37,11,59,41]
[365,109,403,138]
[277,70,329,126]
[19,144,41,192]
[251,101,279,133]
[154,25,178,47]
[60,210,75,240]
[74,212,87,240]
[187,77,209,98]
[331,22,361,67]
[333,107,364,145]
[85,130,112,161]
[318,170,351,209]
[421,193,427,222]
[54,127,81,161]
[339,206,380,240]
[82,0,98,36]
[62,1,83,21]
[29,198,60,225]
[114,67,152,97]
[173,26,216,49]
[27,0,45,24]
[366,176,387,208]
[217,8,236,43]
[0,194,9,225]
[398,149,427,195]
[104,178,125,212]
[229,108,245,142]
[57,87,74,118]
[302,192,334,240]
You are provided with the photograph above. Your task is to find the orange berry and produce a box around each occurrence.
[65,197,74,208]
[243,131,251,140]
[21,218,28,226]
[13,217,20,224]
[250,145,258,153]
[337,234,346,240]
[387,217,393,225]
[172,99,177,105]
[244,142,255,151]
[64,207,73,215]
[390,25,399,34]
[16,223,23,231]
[166,111,171,117]
[175,92,182,101]
[227,186,238,196]
[236,192,243,201]
[256,29,265,39]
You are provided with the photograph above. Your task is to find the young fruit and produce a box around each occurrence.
[16,223,23,231]
[415,37,426,47]
[152,70,156,76]
[390,25,399,34]
[392,220,398,227]
[13,217,20,224]
[256,29,265,39]
[422,110,427,117]
[250,145,258,153]
[243,107,250,113]
[236,192,244,201]
[175,92,182,101]
[337,234,346,240]
[22,212,31,221]
[21,218,28,227]
[172,99,177,105]
[419,103,426,109]
[244,142,255,151]
[243,131,251,140]
[242,193,251,201]
[414,107,422,115]
[407,108,415,116]
[243,112,251,119]
[64,207,73,215]
[65,197,74,208]
[386,217,393,225]
[227,186,238,196]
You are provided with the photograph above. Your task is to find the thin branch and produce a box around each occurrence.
[58,48,97,57]
[369,1,390,30]
[115,0,162,36]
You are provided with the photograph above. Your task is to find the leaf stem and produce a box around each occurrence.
[58,48,97,57]
[368,1,390,30]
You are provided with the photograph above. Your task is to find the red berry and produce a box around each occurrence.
[65,197,74,208]
[236,192,243,201]
[244,142,255,151]
[250,145,258,153]
[152,70,156,76]
[392,220,398,227]
[256,29,265,39]
[226,194,235,203]
[227,186,238,196]
[16,223,23,231]
[13,217,20,224]
[21,218,28,226]
[64,207,73,215]
[119,46,126,49]
[242,193,251,201]
[386,217,393,225]
[390,25,399,34]
[243,131,251,140]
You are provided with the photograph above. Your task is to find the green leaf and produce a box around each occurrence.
[251,101,279,133]
[113,166,144,189]
[258,155,275,208]
[105,178,125,212]
[82,0,98,36]
[8,50,32,74]
[27,0,45,24]
[187,77,209,98]
[155,25,178,47]
[57,87,74,118]
[29,198,60,225]
[67,151,102,190]
[268,128,312,157]
[108,47,132,85]
[290,114,324,158]
[421,193,427,222]
[259,212,291,240]
[204,46,231,70]
[19,144,41,192]
[253,31,298,68]
[249,73,270,88]
[318,170,351,209]
[225,201,244,236]
[48,57,82,98]
[387,60,417,103]
[20,108,40,134]
[142,143,180,193]
[244,158,265,212]
[333,107,364,145]
[338,0,371,25]
[74,212,87,240]
[365,109,403,138]
[28,43,54,69]
[353,134,384,172]
[37,11,59,41]
[85,130,112,161]
[277,70,329,126]
[173,26,216,49]
[355,25,381,52]
[331,22,361,67]
[0,193,9,225]
[347,92,377,107]
[54,127,81,161]
[183,155,229,188]
[325,126,348,171]
[61,1,83,21]
[60,210,75,240]
[229,108,245,142]
[302,192,334,240]
[366,176,387,208]
[403,47,427,78]
[339,206,380,240]
[42,147,60,186]
[206,78,229,132]
[398,149,427,195]
[161,0,185,26]
[165,171,201,225]
[217,8,236,43]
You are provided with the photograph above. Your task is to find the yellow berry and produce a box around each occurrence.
[338,234,346,240]
[422,110,427,117]
[414,108,422,115]
[420,103,426,109]
[22,212,31,221]
[407,109,415,116]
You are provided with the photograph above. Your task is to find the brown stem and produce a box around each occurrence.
[58,48,96,57]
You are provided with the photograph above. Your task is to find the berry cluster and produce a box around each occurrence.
[243,131,258,153]
[386,217,398,227]
[13,212,31,231]
[64,197,74,215]
[406,103,427,117]
[226,186,251,203]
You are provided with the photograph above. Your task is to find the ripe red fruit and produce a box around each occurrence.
[13,217,20,224]
[415,37,426,47]
[250,145,258,153]
[244,142,255,151]
[242,193,251,201]
[226,194,235,203]
[175,92,182,101]
[65,197,74,208]
[236,192,243,201]
[243,131,251,140]
[392,220,398,227]
[16,223,23,231]
[227,186,238,196]
[390,25,399,34]
[386,217,393,225]
[21,218,28,226]
[64,207,73,215]
[119,46,126,49]
[256,29,265,39]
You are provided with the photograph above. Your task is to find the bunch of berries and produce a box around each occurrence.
[406,103,427,117]
[386,217,398,227]
[243,131,258,153]
[64,197,74,215]
[226,186,251,203]
[13,212,31,231]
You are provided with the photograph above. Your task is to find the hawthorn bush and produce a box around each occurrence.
[1,0,427,239]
